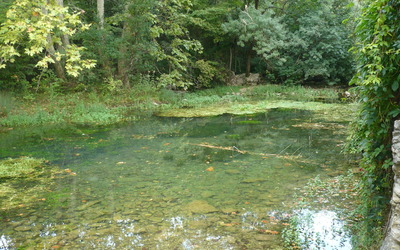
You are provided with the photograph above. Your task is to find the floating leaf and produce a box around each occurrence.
[260,229,279,235]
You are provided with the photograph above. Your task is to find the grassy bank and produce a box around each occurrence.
[0,84,352,128]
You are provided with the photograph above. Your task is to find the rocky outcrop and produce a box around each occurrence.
[228,73,260,86]
[381,120,400,249]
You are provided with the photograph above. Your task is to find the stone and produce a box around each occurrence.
[254,234,276,241]
[241,178,266,184]
[228,72,261,86]
[188,220,209,230]
[221,207,238,214]
[14,225,31,232]
[381,120,400,249]
[201,191,215,198]
[225,169,241,175]
[184,200,218,214]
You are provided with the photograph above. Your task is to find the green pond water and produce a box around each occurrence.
[0,107,355,249]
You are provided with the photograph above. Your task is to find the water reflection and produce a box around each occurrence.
[294,209,352,249]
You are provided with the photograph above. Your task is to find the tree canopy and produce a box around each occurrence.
[0,0,355,91]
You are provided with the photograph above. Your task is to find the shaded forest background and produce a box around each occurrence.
[0,0,356,93]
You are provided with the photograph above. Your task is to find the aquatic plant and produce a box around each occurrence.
[0,157,66,211]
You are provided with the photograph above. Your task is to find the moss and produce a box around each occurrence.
[236,120,262,125]
[157,100,358,122]
[0,157,45,179]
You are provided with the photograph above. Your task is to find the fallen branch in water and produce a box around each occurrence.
[189,143,247,154]
[188,143,302,161]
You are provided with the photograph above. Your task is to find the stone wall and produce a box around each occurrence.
[381,120,400,249]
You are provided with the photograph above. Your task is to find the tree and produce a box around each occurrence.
[222,5,287,76]
[0,0,96,81]
[150,0,203,89]
[275,0,355,85]
[97,0,104,29]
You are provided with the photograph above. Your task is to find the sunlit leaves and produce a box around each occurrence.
[0,0,95,77]
[150,0,203,89]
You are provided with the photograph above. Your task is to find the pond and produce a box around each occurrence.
[0,107,355,249]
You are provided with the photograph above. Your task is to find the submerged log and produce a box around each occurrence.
[188,143,309,163]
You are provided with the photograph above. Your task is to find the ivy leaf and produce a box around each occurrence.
[388,109,400,118]
[392,81,399,91]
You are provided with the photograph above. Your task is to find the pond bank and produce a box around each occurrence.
[0,85,352,128]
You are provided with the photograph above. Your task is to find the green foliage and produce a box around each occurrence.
[0,92,14,117]
[192,59,225,88]
[347,0,400,247]
[0,0,356,91]
[0,0,96,77]
[218,0,354,85]
[32,69,64,96]
[0,0,12,23]
[222,6,287,65]
[276,0,355,85]
[150,0,203,89]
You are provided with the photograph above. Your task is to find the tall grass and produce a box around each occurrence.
[245,84,339,101]
[0,83,343,127]
[0,93,130,127]
[0,92,15,117]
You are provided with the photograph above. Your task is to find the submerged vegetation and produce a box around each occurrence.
[0,157,68,211]
[0,104,355,249]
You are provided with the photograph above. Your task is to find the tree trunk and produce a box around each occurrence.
[254,0,259,9]
[97,0,104,29]
[381,120,400,249]
[245,43,253,77]
[56,0,70,48]
[117,21,130,87]
[229,47,232,71]
[245,51,251,77]
[42,3,66,80]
